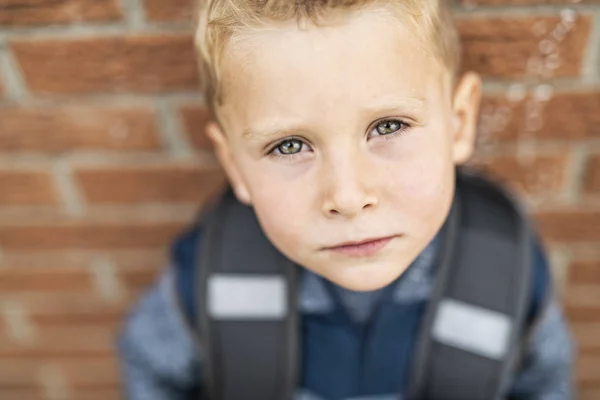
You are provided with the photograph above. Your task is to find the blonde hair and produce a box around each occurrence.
[194,0,460,111]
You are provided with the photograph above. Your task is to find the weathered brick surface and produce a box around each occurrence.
[570,260,600,285]
[0,106,161,152]
[566,305,600,323]
[0,389,44,400]
[74,164,225,203]
[179,105,214,150]
[144,0,194,22]
[459,15,592,78]
[536,211,600,243]
[0,221,186,250]
[0,326,114,357]
[565,284,600,309]
[11,35,199,95]
[479,92,600,142]
[572,322,600,351]
[461,0,600,5]
[73,389,123,400]
[581,388,600,400]
[585,155,600,194]
[0,169,58,205]
[31,310,123,331]
[578,354,600,386]
[119,266,161,292]
[0,357,119,387]
[0,0,598,398]
[0,0,122,26]
[471,153,569,196]
[0,267,93,293]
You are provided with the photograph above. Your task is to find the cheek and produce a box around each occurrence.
[401,161,453,215]
[244,172,311,254]
[233,148,317,246]
[252,198,311,265]
[388,128,455,229]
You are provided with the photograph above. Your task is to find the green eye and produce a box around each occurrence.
[376,120,403,135]
[277,139,303,155]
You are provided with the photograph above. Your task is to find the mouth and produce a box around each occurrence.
[324,235,400,258]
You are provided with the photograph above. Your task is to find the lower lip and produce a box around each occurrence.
[328,236,396,257]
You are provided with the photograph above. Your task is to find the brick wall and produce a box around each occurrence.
[0,0,598,398]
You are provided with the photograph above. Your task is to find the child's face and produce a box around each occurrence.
[207,6,481,291]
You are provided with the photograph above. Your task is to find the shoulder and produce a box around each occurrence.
[118,267,200,385]
[527,237,552,327]
[459,170,552,326]
[171,226,203,327]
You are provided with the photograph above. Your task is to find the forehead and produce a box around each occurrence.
[217,7,447,130]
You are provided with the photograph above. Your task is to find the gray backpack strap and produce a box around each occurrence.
[197,189,299,400]
[409,169,533,400]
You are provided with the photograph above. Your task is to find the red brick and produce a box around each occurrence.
[479,92,600,143]
[578,354,600,385]
[111,251,164,290]
[0,169,57,205]
[0,356,118,388]
[565,306,600,323]
[0,221,185,250]
[0,105,160,152]
[11,35,199,95]
[1,291,130,317]
[461,0,600,5]
[585,155,600,193]
[0,389,43,400]
[144,0,194,22]
[459,15,592,78]
[0,249,164,269]
[471,154,568,196]
[120,266,161,292]
[570,260,600,285]
[107,250,165,271]
[73,388,121,400]
[536,211,600,243]
[31,310,123,332]
[0,0,121,26]
[581,388,600,400]
[179,105,214,150]
[572,323,600,351]
[57,358,120,388]
[0,326,114,357]
[74,164,225,203]
[565,285,600,310]
[0,267,93,293]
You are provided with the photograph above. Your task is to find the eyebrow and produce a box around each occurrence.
[360,96,429,115]
[242,122,306,142]
[242,96,429,141]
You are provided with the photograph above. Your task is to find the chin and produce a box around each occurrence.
[325,262,409,292]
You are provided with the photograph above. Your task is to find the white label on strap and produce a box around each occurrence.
[208,274,287,320]
[432,299,511,360]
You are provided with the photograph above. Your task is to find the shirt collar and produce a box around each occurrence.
[298,231,442,314]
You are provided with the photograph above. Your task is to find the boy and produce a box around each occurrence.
[118,1,574,399]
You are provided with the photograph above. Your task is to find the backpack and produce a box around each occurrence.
[195,169,533,400]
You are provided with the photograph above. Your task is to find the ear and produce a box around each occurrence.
[451,72,482,164]
[205,121,252,205]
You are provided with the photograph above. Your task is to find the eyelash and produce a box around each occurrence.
[370,118,412,139]
[267,118,412,159]
[267,137,308,161]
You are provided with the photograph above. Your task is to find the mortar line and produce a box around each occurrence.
[581,10,600,83]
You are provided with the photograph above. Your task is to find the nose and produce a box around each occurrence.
[320,151,379,218]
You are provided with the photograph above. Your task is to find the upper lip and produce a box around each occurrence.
[325,235,398,249]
